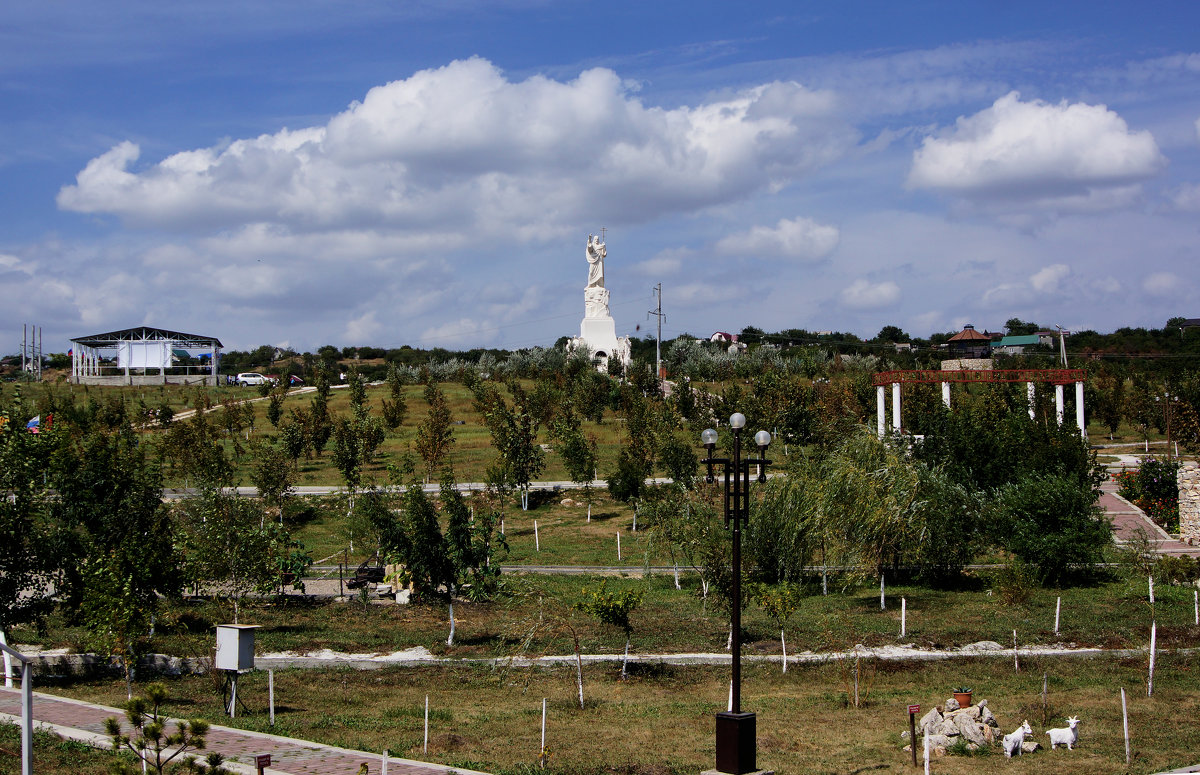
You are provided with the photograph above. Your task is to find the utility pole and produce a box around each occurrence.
[1055,324,1068,367]
[648,283,665,391]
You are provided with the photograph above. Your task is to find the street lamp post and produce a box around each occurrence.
[701,413,772,775]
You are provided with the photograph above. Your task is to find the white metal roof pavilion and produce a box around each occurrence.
[70,325,223,386]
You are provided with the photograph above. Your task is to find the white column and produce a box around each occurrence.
[876,385,886,437]
[1055,384,1065,426]
[1027,382,1036,420]
[892,382,902,431]
[1075,381,1086,438]
[941,382,951,409]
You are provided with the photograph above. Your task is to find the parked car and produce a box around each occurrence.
[236,372,269,386]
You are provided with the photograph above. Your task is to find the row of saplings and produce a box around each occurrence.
[904,694,1080,758]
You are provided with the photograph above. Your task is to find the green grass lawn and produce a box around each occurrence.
[30,653,1200,775]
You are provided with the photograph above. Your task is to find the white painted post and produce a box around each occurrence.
[1194,590,1198,625]
[892,382,901,431]
[617,532,621,561]
[923,725,930,775]
[1122,688,1131,764]
[534,520,540,552]
[269,668,275,726]
[1055,597,1061,636]
[540,697,547,759]
[880,575,886,610]
[1013,629,1019,672]
[424,694,429,753]
[383,750,389,775]
[1148,621,1157,696]
[901,597,906,637]
[1149,576,1154,604]
[941,382,950,409]
[781,629,787,674]
[876,385,886,437]
[1055,384,1064,426]
[0,630,12,688]
[587,503,591,522]
[21,660,31,775]
[728,680,733,712]
[1075,381,1086,438]
[1027,382,1036,420]
[501,518,505,536]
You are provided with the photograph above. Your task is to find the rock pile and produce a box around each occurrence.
[903,697,1041,756]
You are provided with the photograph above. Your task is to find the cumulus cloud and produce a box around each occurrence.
[1172,183,1200,211]
[840,279,899,309]
[634,249,688,276]
[1143,272,1180,297]
[908,91,1165,205]
[58,58,854,239]
[1030,263,1070,293]
[713,216,839,260]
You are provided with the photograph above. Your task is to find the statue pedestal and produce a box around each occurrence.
[581,315,620,359]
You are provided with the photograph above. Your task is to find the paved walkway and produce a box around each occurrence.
[1101,472,1200,557]
[0,687,486,775]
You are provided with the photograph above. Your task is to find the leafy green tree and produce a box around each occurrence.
[752,581,805,673]
[551,412,598,516]
[573,579,643,679]
[0,399,55,654]
[248,437,295,522]
[266,387,286,427]
[161,410,234,489]
[1005,318,1040,336]
[873,325,910,343]
[994,474,1112,585]
[414,381,455,482]
[478,380,545,510]
[176,489,290,622]
[380,363,409,430]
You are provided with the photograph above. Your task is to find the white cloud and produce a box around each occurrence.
[714,216,839,260]
[58,58,855,240]
[908,92,1165,205]
[1030,263,1070,293]
[840,279,899,309]
[1143,272,1180,297]
[1172,183,1200,211]
[634,249,688,276]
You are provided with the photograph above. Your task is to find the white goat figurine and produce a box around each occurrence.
[1046,716,1080,750]
[1002,720,1033,758]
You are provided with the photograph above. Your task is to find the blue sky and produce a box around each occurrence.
[3,1,1200,353]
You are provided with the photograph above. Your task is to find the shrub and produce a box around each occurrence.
[1115,458,1181,532]
[993,474,1111,586]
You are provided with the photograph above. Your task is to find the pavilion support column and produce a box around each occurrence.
[1027,382,1036,420]
[876,385,886,437]
[1055,384,1065,426]
[892,382,902,432]
[941,382,951,409]
[1075,381,1086,439]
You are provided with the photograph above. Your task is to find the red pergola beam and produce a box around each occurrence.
[872,368,1086,387]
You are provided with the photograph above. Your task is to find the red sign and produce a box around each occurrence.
[908,704,920,715]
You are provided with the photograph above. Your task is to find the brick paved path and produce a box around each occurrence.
[0,687,487,775]
[1101,477,1200,557]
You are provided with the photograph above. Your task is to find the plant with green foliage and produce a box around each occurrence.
[105,682,226,775]
[248,437,295,522]
[993,473,1111,585]
[752,581,805,672]
[414,381,455,482]
[477,380,544,510]
[551,411,598,514]
[573,579,643,679]
[380,363,409,430]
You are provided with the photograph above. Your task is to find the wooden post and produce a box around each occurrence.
[383,750,389,775]
[1041,673,1048,726]
[540,697,547,767]
[907,704,919,768]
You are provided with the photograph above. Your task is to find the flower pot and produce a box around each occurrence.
[953,691,973,707]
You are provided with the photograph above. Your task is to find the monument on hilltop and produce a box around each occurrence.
[567,232,631,371]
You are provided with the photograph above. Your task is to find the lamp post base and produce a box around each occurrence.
[709,711,764,775]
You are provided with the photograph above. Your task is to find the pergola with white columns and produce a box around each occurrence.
[873,368,1088,438]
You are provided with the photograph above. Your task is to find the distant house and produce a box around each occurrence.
[946,324,992,359]
[992,334,1042,355]
[710,331,739,343]
[893,342,913,353]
